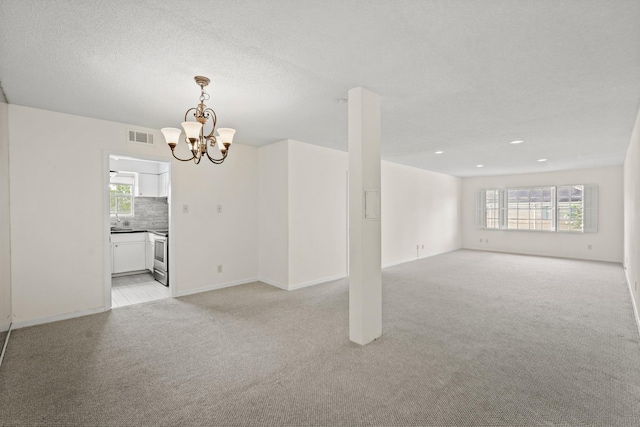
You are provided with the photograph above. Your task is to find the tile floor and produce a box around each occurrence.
[111,272,170,308]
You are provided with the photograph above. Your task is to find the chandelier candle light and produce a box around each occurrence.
[161,76,236,164]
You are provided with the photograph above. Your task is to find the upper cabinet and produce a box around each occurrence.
[137,173,159,197]
[158,172,169,197]
[110,158,169,198]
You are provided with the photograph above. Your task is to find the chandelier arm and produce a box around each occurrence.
[184,107,198,122]
[202,108,218,140]
[204,149,228,164]
[168,144,196,162]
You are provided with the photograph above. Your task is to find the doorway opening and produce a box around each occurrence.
[106,154,172,309]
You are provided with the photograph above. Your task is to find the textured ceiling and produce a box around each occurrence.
[1,0,639,177]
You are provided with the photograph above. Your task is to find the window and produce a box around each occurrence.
[506,187,554,231]
[109,173,135,217]
[476,185,596,233]
[484,189,500,229]
[110,183,133,216]
[556,185,583,232]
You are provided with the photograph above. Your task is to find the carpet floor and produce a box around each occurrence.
[1,250,639,426]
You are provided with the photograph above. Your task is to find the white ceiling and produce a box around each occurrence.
[1,0,639,177]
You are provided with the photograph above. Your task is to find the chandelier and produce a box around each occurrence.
[161,76,236,164]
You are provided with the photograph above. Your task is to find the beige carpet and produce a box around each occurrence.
[1,250,639,426]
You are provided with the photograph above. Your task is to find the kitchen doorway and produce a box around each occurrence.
[104,153,173,309]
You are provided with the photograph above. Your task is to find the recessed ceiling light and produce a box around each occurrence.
[510,140,524,144]
[537,158,548,162]
[435,151,444,154]
[476,164,484,168]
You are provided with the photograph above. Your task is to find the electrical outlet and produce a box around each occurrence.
[182,204,189,213]
[217,205,222,213]
[217,265,223,273]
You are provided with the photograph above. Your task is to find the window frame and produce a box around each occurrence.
[477,184,596,234]
[109,174,135,218]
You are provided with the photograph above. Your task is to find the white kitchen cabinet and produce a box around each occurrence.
[158,172,169,197]
[111,233,147,274]
[137,173,159,197]
[146,232,155,272]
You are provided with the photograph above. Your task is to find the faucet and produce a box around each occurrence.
[110,212,121,228]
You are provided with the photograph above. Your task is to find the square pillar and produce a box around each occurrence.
[348,87,382,345]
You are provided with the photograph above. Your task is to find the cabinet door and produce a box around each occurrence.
[146,241,154,271]
[158,172,169,197]
[137,173,159,197]
[113,241,146,273]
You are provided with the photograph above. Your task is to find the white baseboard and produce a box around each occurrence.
[288,274,347,291]
[382,258,417,269]
[624,271,640,340]
[259,278,288,290]
[260,274,347,291]
[11,306,107,330]
[0,323,10,333]
[175,277,259,297]
[382,249,462,269]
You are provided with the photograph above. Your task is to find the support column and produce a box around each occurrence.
[348,87,382,345]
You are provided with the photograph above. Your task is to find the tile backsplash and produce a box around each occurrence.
[113,197,168,230]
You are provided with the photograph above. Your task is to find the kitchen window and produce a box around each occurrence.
[110,183,133,217]
[110,173,135,217]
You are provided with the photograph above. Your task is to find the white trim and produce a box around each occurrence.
[259,278,289,290]
[461,246,621,264]
[288,274,347,291]
[103,152,113,312]
[383,258,417,269]
[260,274,347,291]
[103,150,173,310]
[0,323,10,333]
[174,277,259,297]
[11,306,107,330]
[0,324,11,369]
[624,270,640,344]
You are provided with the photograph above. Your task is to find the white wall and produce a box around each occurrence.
[0,101,11,331]
[258,139,462,289]
[258,140,289,286]
[289,140,348,288]
[171,143,259,296]
[382,161,462,267]
[462,166,623,263]
[624,108,640,320]
[8,105,259,326]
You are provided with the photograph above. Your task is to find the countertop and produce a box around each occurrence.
[111,228,169,237]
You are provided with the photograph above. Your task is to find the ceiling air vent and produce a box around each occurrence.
[127,130,154,145]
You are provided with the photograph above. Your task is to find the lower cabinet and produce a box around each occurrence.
[146,233,155,272]
[111,233,147,274]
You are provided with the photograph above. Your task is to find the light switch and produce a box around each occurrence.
[364,190,380,220]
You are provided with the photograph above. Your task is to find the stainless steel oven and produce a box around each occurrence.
[153,234,168,286]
